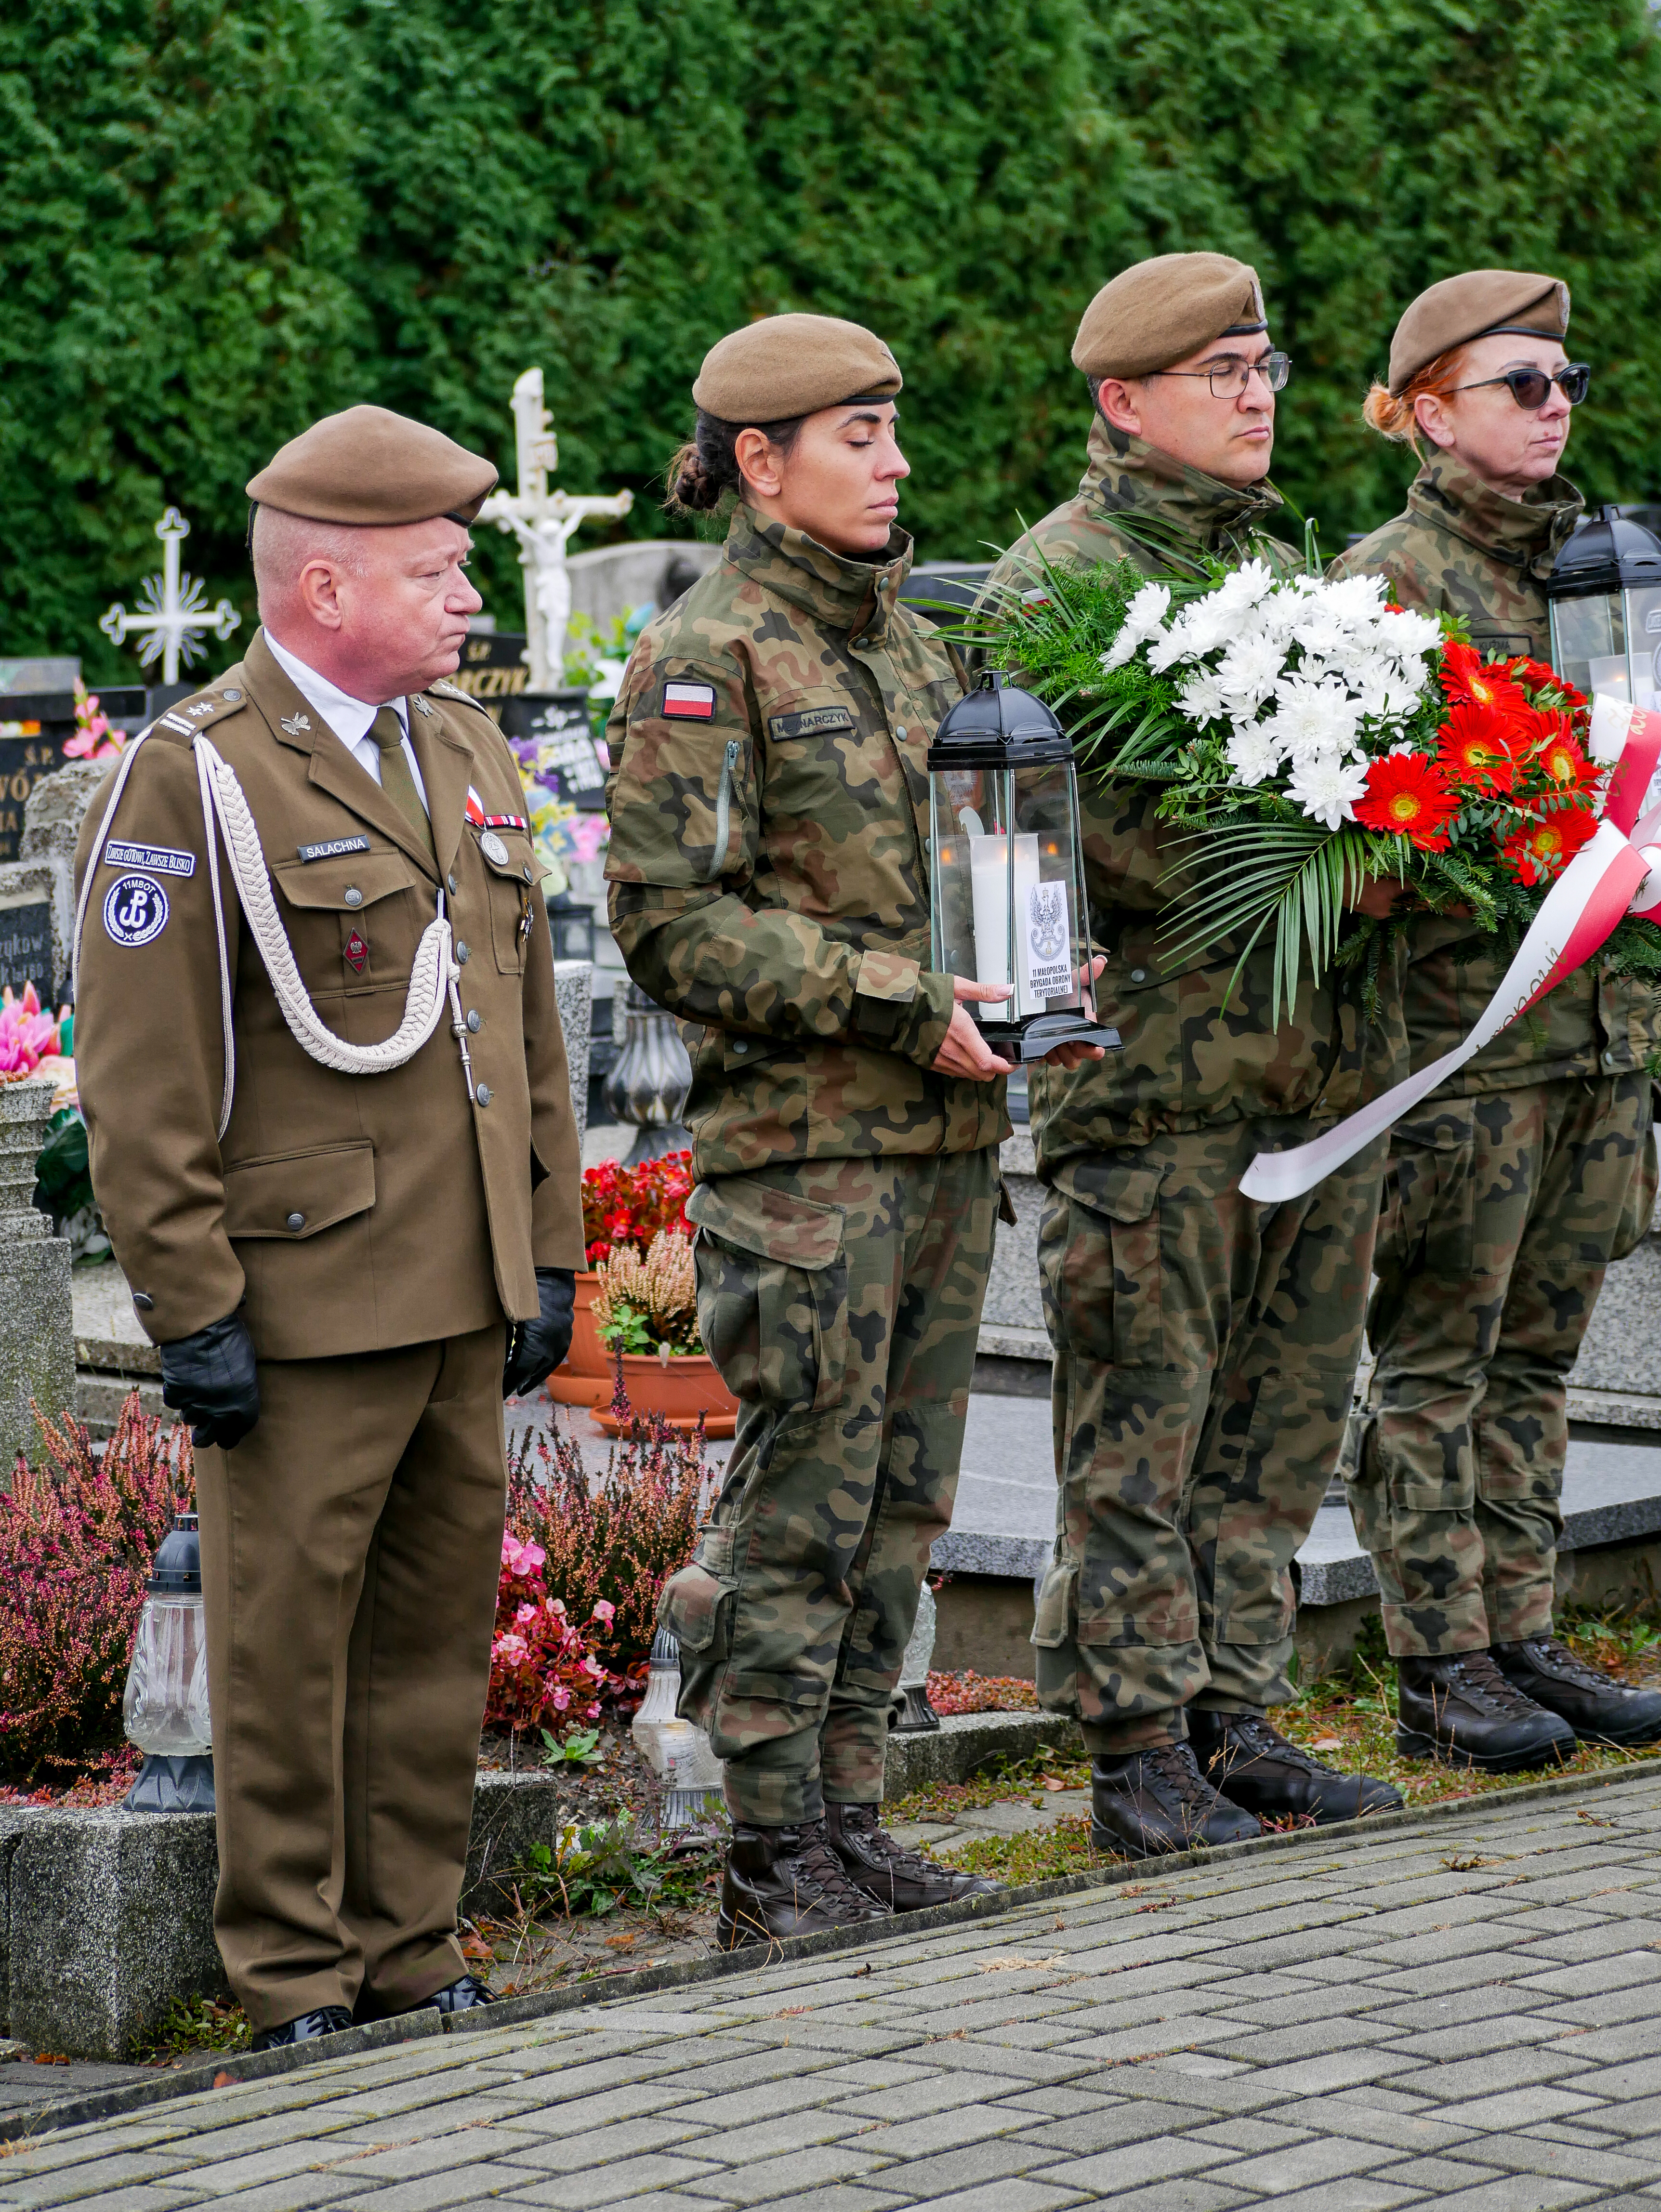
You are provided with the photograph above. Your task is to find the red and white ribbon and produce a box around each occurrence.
[1239,698,1661,1204]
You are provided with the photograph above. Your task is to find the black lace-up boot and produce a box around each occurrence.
[716,1817,895,1950]
[1090,1738,1261,1859]
[1188,1707,1402,1823]
[1396,1649,1577,1772]
[825,1801,1001,1912]
[1491,1636,1661,1747]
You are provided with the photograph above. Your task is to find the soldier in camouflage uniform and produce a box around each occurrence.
[987,255,1406,1856]
[606,315,1104,1945]
[1331,268,1661,1768]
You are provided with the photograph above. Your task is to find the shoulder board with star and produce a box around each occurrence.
[144,679,252,746]
[426,679,494,722]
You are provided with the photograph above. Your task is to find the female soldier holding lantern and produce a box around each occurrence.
[604,313,1100,1946]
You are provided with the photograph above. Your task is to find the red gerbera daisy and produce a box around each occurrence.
[1499,807,1598,887]
[1437,702,1522,794]
[1353,751,1460,850]
[1528,711,1603,802]
[1439,639,1529,717]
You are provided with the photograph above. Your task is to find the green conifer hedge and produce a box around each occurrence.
[4,0,1659,674]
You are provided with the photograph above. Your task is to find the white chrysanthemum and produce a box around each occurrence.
[1320,572,1390,623]
[1288,604,1356,662]
[1373,606,1443,661]
[1263,675,1362,761]
[1164,593,1249,660]
[1213,556,1279,613]
[1215,630,1288,710]
[1177,667,1231,724]
[1099,579,1173,672]
[1226,724,1280,786]
[1286,749,1370,830]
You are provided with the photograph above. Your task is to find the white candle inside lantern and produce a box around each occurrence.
[970,832,1041,1017]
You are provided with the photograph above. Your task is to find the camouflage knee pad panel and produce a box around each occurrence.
[1356,1073,1657,1656]
[660,1149,998,1825]
[1034,1124,1383,1752]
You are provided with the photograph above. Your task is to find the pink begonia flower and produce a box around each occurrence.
[500,1533,546,1577]
[551,1686,570,1710]
[587,1702,602,1719]
[548,1595,567,1615]
[592,1599,616,1623]
[582,1654,607,1678]
[492,1633,528,1661]
[514,1603,537,1627]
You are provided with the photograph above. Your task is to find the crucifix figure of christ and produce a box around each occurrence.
[100,508,241,687]
[477,369,634,691]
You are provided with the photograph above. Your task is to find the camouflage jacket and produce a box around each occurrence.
[1331,452,1661,1093]
[605,503,1006,1178]
[984,419,1408,1185]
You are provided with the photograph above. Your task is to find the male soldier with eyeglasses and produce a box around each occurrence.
[982,253,1405,1857]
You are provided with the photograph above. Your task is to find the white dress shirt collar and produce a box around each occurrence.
[262,630,408,746]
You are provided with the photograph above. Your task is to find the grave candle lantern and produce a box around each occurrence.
[122,1511,216,1813]
[1547,506,1661,712]
[928,673,1120,1060]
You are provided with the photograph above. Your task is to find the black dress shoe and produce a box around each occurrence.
[1491,1636,1661,1747]
[1090,1740,1260,1859]
[249,2004,353,2053]
[716,1818,894,1950]
[427,1974,495,2014]
[1188,1708,1403,1824]
[1396,1650,1577,1773]
[825,1801,1001,1911]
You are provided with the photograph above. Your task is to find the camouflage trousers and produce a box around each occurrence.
[1353,1074,1658,1657]
[1034,1121,1386,1753]
[659,1148,998,1825]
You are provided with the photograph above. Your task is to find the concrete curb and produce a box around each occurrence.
[4,1749,1654,2144]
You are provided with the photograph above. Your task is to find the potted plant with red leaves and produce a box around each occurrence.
[547,1151,695,1406]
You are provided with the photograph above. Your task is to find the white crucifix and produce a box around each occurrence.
[100,508,241,688]
[476,368,634,692]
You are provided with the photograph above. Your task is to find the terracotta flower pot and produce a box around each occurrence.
[593,1352,738,1440]
[545,1271,611,1408]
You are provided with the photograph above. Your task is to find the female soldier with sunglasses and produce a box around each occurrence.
[1331,269,1661,1770]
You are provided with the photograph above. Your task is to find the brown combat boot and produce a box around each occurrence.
[1090,1739,1260,1859]
[825,1802,1001,1912]
[715,1818,894,1950]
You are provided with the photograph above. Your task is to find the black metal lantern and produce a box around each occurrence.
[1547,505,1661,711]
[928,674,1121,1061]
[122,1512,215,1814]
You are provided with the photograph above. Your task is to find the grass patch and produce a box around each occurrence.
[129,1995,250,2066]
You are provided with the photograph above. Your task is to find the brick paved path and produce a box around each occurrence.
[10,1768,1661,2211]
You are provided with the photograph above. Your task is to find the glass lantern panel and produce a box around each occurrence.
[123,1593,213,1756]
[1007,761,1090,1018]
[1625,585,1661,712]
[1551,593,1624,704]
[930,763,1009,996]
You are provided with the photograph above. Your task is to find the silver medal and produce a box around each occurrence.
[480,830,509,866]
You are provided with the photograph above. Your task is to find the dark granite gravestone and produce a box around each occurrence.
[0,695,76,865]
[450,631,530,714]
[0,896,56,1001]
[499,691,606,808]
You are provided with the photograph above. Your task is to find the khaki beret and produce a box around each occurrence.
[1388,269,1569,394]
[693,314,902,423]
[1072,252,1267,381]
[246,405,498,526]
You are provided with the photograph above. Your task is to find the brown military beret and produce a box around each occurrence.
[246,405,498,526]
[693,314,902,424]
[1388,269,1570,394]
[1072,252,1267,381]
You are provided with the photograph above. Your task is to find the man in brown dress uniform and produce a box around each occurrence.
[73,406,583,2049]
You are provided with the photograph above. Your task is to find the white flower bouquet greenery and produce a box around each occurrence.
[953,523,1661,1020]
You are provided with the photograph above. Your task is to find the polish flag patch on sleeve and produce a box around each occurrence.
[662,680,717,720]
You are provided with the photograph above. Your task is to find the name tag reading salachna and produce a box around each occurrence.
[297,834,371,864]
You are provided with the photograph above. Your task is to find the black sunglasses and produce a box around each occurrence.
[1451,363,1590,410]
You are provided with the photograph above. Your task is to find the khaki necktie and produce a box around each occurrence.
[369,704,436,866]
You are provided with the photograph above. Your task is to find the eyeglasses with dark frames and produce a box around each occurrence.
[1147,351,1293,399]
[1452,364,1591,410]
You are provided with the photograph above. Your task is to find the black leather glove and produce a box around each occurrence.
[503,1267,577,1400]
[159,1311,261,1451]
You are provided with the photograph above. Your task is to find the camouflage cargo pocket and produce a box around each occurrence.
[657,1524,740,1656]
[1388,1100,1476,1277]
[687,1174,848,1414]
[1610,1085,1658,1263]
[1064,1166,1164,1369]
[1031,1559,1082,1714]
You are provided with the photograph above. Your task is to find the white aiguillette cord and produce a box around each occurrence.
[73,730,473,1141]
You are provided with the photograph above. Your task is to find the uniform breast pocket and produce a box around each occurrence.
[270,848,426,994]
[474,830,537,976]
[763,689,888,837]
